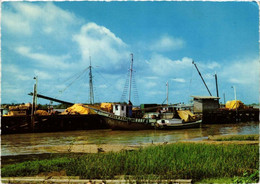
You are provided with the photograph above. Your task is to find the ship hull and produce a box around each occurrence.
[94,109,201,130]
[94,110,156,130]
[1,114,108,134]
[102,116,155,130]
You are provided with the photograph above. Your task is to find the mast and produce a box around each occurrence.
[31,76,38,115]
[31,76,37,131]
[35,76,38,106]
[89,56,94,104]
[192,61,212,96]
[166,81,169,105]
[232,86,237,101]
[128,53,134,103]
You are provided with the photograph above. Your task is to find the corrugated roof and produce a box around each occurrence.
[191,96,220,99]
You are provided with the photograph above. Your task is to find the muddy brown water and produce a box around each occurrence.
[1,121,259,156]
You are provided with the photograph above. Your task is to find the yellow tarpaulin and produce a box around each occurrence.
[225,100,246,110]
[61,104,97,115]
[35,110,49,116]
[100,103,113,113]
[177,110,197,122]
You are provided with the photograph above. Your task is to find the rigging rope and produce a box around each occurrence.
[55,67,89,99]
[120,69,130,103]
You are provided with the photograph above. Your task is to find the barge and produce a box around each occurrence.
[1,114,107,134]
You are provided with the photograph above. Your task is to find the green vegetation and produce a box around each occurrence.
[232,170,259,183]
[196,177,234,183]
[1,143,258,182]
[208,134,259,141]
[197,170,259,184]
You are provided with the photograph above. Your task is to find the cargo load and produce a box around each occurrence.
[225,100,247,110]
[100,103,113,113]
[4,103,32,116]
[177,110,198,122]
[61,104,97,115]
[35,110,49,116]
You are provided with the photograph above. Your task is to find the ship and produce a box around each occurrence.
[82,54,202,130]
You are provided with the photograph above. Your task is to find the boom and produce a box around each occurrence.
[28,93,74,105]
[192,61,212,96]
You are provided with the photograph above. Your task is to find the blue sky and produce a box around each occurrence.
[1,1,259,106]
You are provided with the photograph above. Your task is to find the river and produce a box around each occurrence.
[1,121,259,156]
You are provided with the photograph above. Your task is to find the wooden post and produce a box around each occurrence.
[31,82,36,131]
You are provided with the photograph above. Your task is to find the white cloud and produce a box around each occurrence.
[3,64,31,81]
[98,84,108,89]
[2,11,32,35]
[15,46,72,69]
[2,2,81,37]
[33,70,53,80]
[4,88,24,95]
[150,35,185,52]
[220,57,259,85]
[145,81,157,88]
[172,78,186,83]
[147,90,165,96]
[148,54,192,76]
[73,22,129,71]
[144,76,158,80]
[206,62,221,69]
[204,73,215,80]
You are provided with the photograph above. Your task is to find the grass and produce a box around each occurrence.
[195,177,234,183]
[1,143,259,182]
[208,134,259,141]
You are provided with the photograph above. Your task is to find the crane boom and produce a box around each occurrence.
[192,61,212,96]
[28,92,74,105]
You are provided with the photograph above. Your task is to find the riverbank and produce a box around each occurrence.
[1,135,259,183]
[2,134,259,166]
[2,122,258,156]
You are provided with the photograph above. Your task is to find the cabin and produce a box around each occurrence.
[113,103,132,117]
[192,96,220,114]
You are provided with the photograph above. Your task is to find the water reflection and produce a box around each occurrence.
[1,122,258,156]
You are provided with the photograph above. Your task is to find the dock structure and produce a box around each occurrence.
[191,96,259,123]
[192,96,220,114]
[202,108,259,123]
[1,114,108,134]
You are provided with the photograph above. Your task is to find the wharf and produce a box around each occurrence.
[1,114,107,134]
[202,108,259,123]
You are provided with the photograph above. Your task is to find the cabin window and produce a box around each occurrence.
[115,105,118,110]
[121,106,124,110]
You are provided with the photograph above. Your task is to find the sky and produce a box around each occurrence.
[1,1,259,106]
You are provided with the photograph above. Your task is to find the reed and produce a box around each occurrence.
[1,143,258,182]
[208,134,259,141]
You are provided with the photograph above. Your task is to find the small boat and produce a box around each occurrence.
[155,119,202,130]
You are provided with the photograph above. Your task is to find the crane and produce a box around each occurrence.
[192,61,212,96]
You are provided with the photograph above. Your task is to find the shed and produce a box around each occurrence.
[192,96,220,113]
